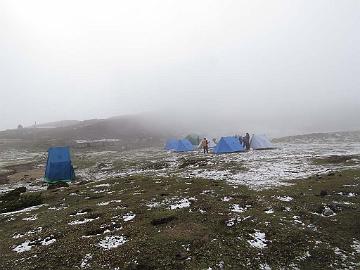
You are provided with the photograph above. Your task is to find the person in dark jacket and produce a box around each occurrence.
[244,133,250,150]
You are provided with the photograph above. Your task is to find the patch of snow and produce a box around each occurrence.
[247,231,268,249]
[123,213,136,222]
[170,198,191,210]
[259,263,272,270]
[13,241,32,253]
[80,253,93,269]
[264,209,274,214]
[231,204,250,213]
[146,202,162,209]
[221,196,232,202]
[94,183,111,188]
[352,240,360,254]
[98,235,128,250]
[276,196,293,202]
[22,214,38,221]
[41,236,56,246]
[0,204,46,216]
[68,218,97,225]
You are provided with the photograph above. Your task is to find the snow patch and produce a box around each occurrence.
[247,231,268,249]
[98,235,128,250]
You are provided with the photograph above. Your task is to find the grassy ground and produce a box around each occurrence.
[0,166,359,269]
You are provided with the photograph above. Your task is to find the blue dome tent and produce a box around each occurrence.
[45,147,75,183]
[165,139,194,152]
[213,136,245,154]
[165,139,178,150]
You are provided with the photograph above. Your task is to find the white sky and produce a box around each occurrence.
[0,0,359,135]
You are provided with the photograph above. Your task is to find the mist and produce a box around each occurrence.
[1,0,359,136]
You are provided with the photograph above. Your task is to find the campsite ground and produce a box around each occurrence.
[0,145,360,269]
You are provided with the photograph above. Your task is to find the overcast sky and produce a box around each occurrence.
[0,0,359,135]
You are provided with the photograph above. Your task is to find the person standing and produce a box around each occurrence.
[244,133,251,150]
[200,138,209,154]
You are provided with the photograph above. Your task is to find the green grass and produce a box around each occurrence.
[0,169,359,269]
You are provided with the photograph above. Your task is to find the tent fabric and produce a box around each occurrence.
[45,147,75,183]
[213,136,245,154]
[165,139,178,150]
[250,134,274,150]
[165,139,194,152]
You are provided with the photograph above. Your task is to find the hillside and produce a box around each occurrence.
[273,130,360,144]
[0,115,180,150]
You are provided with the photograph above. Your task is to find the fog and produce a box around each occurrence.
[1,0,359,136]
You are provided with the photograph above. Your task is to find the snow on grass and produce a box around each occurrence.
[231,204,251,213]
[13,227,42,239]
[221,196,232,202]
[22,214,38,221]
[0,204,46,216]
[352,240,360,254]
[80,254,93,269]
[13,241,32,253]
[94,183,111,188]
[276,196,293,202]
[123,213,136,222]
[41,236,56,246]
[226,216,251,227]
[170,198,191,210]
[98,235,128,250]
[247,230,268,249]
[12,235,56,253]
[68,218,98,225]
[146,201,162,209]
[264,208,274,214]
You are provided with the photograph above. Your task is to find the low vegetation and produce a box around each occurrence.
[0,168,359,269]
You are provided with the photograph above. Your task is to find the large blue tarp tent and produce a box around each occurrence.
[45,147,75,183]
[165,139,194,152]
[213,136,245,154]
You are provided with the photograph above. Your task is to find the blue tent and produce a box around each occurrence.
[165,139,178,150]
[45,147,75,183]
[165,139,194,152]
[213,136,245,154]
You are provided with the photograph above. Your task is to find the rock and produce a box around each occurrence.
[47,182,69,190]
[323,207,335,216]
[320,190,328,197]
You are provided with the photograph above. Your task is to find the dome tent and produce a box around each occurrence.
[165,139,178,150]
[250,134,274,150]
[213,136,245,154]
[165,139,194,152]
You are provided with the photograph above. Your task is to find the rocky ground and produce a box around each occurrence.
[0,149,359,269]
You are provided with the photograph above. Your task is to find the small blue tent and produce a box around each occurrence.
[165,139,194,152]
[213,136,245,154]
[165,139,178,150]
[45,147,75,183]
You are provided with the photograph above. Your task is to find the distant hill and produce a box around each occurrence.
[273,130,360,144]
[0,115,181,150]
